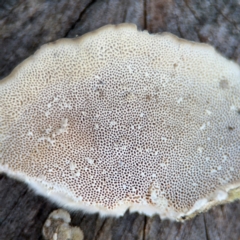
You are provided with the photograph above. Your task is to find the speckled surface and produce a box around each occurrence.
[0,0,240,239]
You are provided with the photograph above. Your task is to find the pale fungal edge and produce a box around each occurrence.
[181,183,240,221]
[0,23,236,87]
[1,164,240,221]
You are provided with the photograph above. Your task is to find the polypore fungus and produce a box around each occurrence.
[0,24,240,221]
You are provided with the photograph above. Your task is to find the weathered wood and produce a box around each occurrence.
[0,0,240,239]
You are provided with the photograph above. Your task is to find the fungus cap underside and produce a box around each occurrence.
[0,24,240,221]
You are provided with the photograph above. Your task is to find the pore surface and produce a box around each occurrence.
[0,24,240,220]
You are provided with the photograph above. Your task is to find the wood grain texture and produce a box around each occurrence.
[0,0,240,239]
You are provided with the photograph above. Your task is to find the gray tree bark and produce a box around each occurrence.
[0,0,240,239]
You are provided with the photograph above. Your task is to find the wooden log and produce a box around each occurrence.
[0,0,240,239]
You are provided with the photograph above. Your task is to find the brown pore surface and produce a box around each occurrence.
[0,1,240,240]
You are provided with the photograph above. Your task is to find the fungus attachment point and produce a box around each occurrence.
[1,24,240,221]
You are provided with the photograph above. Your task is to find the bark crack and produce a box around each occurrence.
[183,0,202,24]
[94,217,107,240]
[142,215,147,240]
[64,0,97,37]
[203,214,210,240]
[0,185,28,228]
[143,0,147,30]
[213,3,240,31]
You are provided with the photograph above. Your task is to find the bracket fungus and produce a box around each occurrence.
[0,24,240,221]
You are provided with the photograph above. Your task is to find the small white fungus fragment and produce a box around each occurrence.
[27,131,33,136]
[86,157,94,165]
[200,123,206,130]
[127,65,133,74]
[206,109,212,115]
[110,120,117,127]
[176,97,183,104]
[197,146,204,154]
[69,161,76,171]
[230,105,237,111]
[75,170,80,177]
[161,137,167,142]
